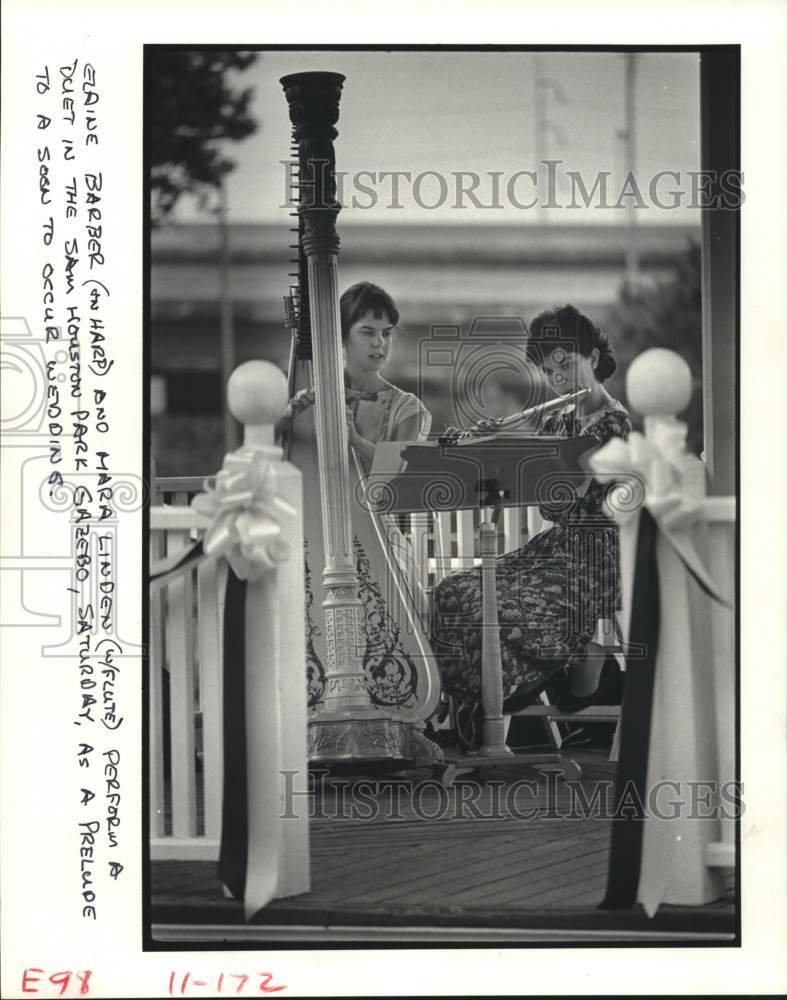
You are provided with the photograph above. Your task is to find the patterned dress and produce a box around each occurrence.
[431,400,631,747]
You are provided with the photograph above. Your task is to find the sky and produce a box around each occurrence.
[174,50,701,226]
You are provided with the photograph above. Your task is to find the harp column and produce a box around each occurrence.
[280,72,411,762]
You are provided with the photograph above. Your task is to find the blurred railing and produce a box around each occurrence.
[149,496,224,860]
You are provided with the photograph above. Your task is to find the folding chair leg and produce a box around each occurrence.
[539,690,564,750]
[502,714,511,742]
[609,717,621,762]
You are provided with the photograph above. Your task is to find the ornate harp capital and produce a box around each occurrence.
[280,72,345,257]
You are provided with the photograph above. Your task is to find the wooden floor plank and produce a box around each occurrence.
[310,830,494,890]
[517,866,610,907]
[338,834,608,908]
[366,842,611,909]
[438,847,612,908]
[325,847,528,905]
[485,854,610,908]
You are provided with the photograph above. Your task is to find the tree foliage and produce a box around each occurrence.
[605,240,704,453]
[147,50,258,225]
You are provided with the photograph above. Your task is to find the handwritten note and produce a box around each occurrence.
[33,58,125,923]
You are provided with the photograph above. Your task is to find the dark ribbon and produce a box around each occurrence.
[216,567,249,899]
[599,506,660,910]
[149,539,204,585]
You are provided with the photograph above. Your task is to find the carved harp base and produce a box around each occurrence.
[307,715,445,767]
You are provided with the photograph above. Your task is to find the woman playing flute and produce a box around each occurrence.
[431,304,632,750]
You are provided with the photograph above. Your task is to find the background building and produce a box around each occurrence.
[151,220,700,474]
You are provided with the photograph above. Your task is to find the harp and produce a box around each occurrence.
[279,72,444,768]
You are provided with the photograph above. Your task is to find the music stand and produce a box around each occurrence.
[367,435,598,779]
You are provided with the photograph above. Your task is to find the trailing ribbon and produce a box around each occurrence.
[217,566,249,902]
[190,448,296,583]
[149,538,205,588]
[599,506,660,910]
[591,427,731,912]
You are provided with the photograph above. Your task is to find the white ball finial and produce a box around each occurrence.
[227,361,288,446]
[626,348,693,417]
[227,361,287,457]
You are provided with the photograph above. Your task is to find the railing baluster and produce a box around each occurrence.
[166,528,198,839]
[408,512,430,618]
[526,506,544,541]
[432,510,451,586]
[502,505,522,554]
[149,528,167,839]
[150,502,219,860]
[197,557,224,844]
[456,509,475,567]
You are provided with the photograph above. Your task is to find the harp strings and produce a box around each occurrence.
[283,132,313,362]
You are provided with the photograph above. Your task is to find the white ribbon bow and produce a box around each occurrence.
[190,448,296,583]
[589,428,729,604]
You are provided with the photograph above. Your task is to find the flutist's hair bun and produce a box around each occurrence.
[527,304,617,383]
[594,332,617,382]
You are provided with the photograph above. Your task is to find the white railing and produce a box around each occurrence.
[421,505,546,589]
[149,500,223,860]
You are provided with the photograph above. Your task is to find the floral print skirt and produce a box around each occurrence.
[431,517,621,748]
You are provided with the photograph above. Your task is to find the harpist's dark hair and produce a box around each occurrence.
[526,304,617,383]
[340,283,400,341]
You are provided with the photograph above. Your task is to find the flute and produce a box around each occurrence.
[439,386,591,444]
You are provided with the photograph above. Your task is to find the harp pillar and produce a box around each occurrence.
[281,72,414,763]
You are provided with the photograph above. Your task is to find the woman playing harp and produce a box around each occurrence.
[431,304,632,750]
[278,281,441,724]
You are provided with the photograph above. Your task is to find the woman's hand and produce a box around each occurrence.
[471,416,500,436]
[345,405,360,446]
[439,417,500,443]
[274,388,315,441]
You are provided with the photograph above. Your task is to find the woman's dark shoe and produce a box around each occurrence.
[502,660,568,714]
[557,655,621,713]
